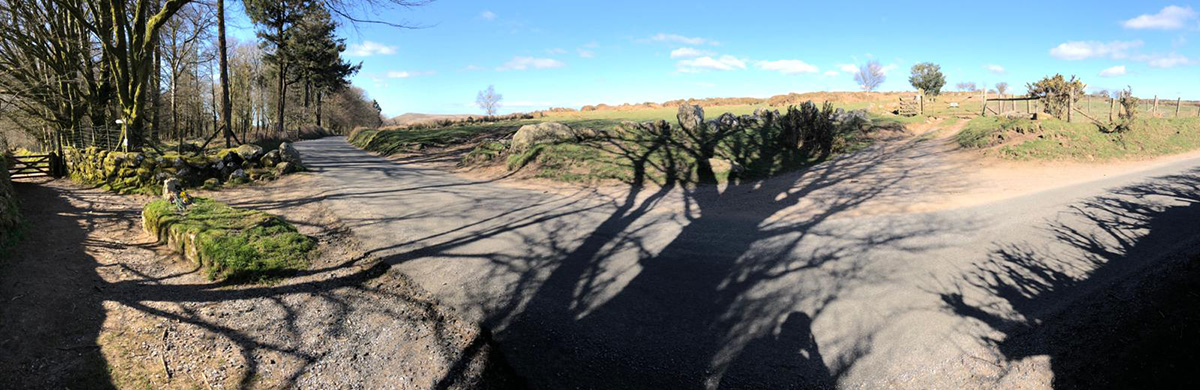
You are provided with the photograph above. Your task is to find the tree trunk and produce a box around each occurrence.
[275,22,287,136]
[316,90,323,128]
[218,0,233,147]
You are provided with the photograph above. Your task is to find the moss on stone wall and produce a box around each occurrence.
[143,198,315,282]
[64,143,304,195]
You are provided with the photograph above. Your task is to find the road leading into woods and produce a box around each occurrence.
[294,136,1200,388]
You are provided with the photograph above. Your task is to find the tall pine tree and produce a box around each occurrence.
[245,0,307,135]
[286,4,359,128]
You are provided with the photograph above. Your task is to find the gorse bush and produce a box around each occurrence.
[1027,74,1086,118]
[1115,87,1140,133]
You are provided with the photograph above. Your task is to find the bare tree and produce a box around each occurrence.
[476,85,502,116]
[854,60,886,92]
[995,82,1009,96]
[955,82,977,92]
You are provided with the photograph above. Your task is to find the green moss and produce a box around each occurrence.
[143,198,314,282]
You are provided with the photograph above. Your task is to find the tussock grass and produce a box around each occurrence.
[143,198,314,282]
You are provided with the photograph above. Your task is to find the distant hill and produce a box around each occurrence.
[387,113,475,126]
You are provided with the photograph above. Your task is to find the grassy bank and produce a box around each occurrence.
[957,116,1200,161]
[143,198,314,282]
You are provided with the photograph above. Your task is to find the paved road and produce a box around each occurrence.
[294,137,1200,388]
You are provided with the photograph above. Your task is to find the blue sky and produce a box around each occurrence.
[231,1,1200,117]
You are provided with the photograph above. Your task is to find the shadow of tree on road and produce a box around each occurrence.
[334,111,978,388]
[939,169,1200,388]
[1,179,524,389]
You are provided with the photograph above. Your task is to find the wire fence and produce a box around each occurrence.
[59,126,123,151]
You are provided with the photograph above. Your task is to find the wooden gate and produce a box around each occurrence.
[6,153,64,179]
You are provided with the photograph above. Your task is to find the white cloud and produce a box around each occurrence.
[1122,5,1196,30]
[823,70,839,76]
[838,64,858,73]
[386,70,435,79]
[1140,53,1193,68]
[985,64,1006,74]
[463,65,486,71]
[498,57,566,71]
[546,48,567,55]
[577,49,595,58]
[670,47,714,59]
[1098,65,1127,77]
[347,41,397,57]
[756,59,820,75]
[481,10,497,21]
[1049,40,1143,60]
[649,33,717,46]
[880,64,898,74]
[676,55,746,73]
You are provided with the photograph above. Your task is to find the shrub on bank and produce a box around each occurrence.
[143,198,315,282]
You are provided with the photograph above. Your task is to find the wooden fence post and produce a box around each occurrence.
[1153,95,1159,114]
[981,90,988,117]
[1086,95,1091,117]
[918,90,925,116]
[1067,91,1075,123]
[1026,98,1031,114]
[1109,97,1116,122]
[1176,97,1182,118]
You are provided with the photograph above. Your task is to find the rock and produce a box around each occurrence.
[230,169,248,180]
[221,149,244,165]
[511,122,575,150]
[276,161,298,174]
[677,105,705,132]
[279,142,301,164]
[234,144,264,161]
[203,178,221,190]
[162,178,181,200]
[835,109,871,125]
[716,113,738,130]
[261,150,280,167]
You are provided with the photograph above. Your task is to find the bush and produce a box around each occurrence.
[1115,88,1140,133]
[1027,74,1086,118]
[142,198,314,282]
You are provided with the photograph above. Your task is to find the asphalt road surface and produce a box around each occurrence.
[294,136,1200,389]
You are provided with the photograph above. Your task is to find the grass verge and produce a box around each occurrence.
[958,116,1200,161]
[143,198,314,282]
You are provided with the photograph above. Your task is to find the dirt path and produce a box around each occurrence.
[0,178,519,389]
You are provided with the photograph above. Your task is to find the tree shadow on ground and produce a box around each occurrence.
[938,168,1200,388]
[341,112,976,388]
[0,180,115,389]
[0,179,524,389]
